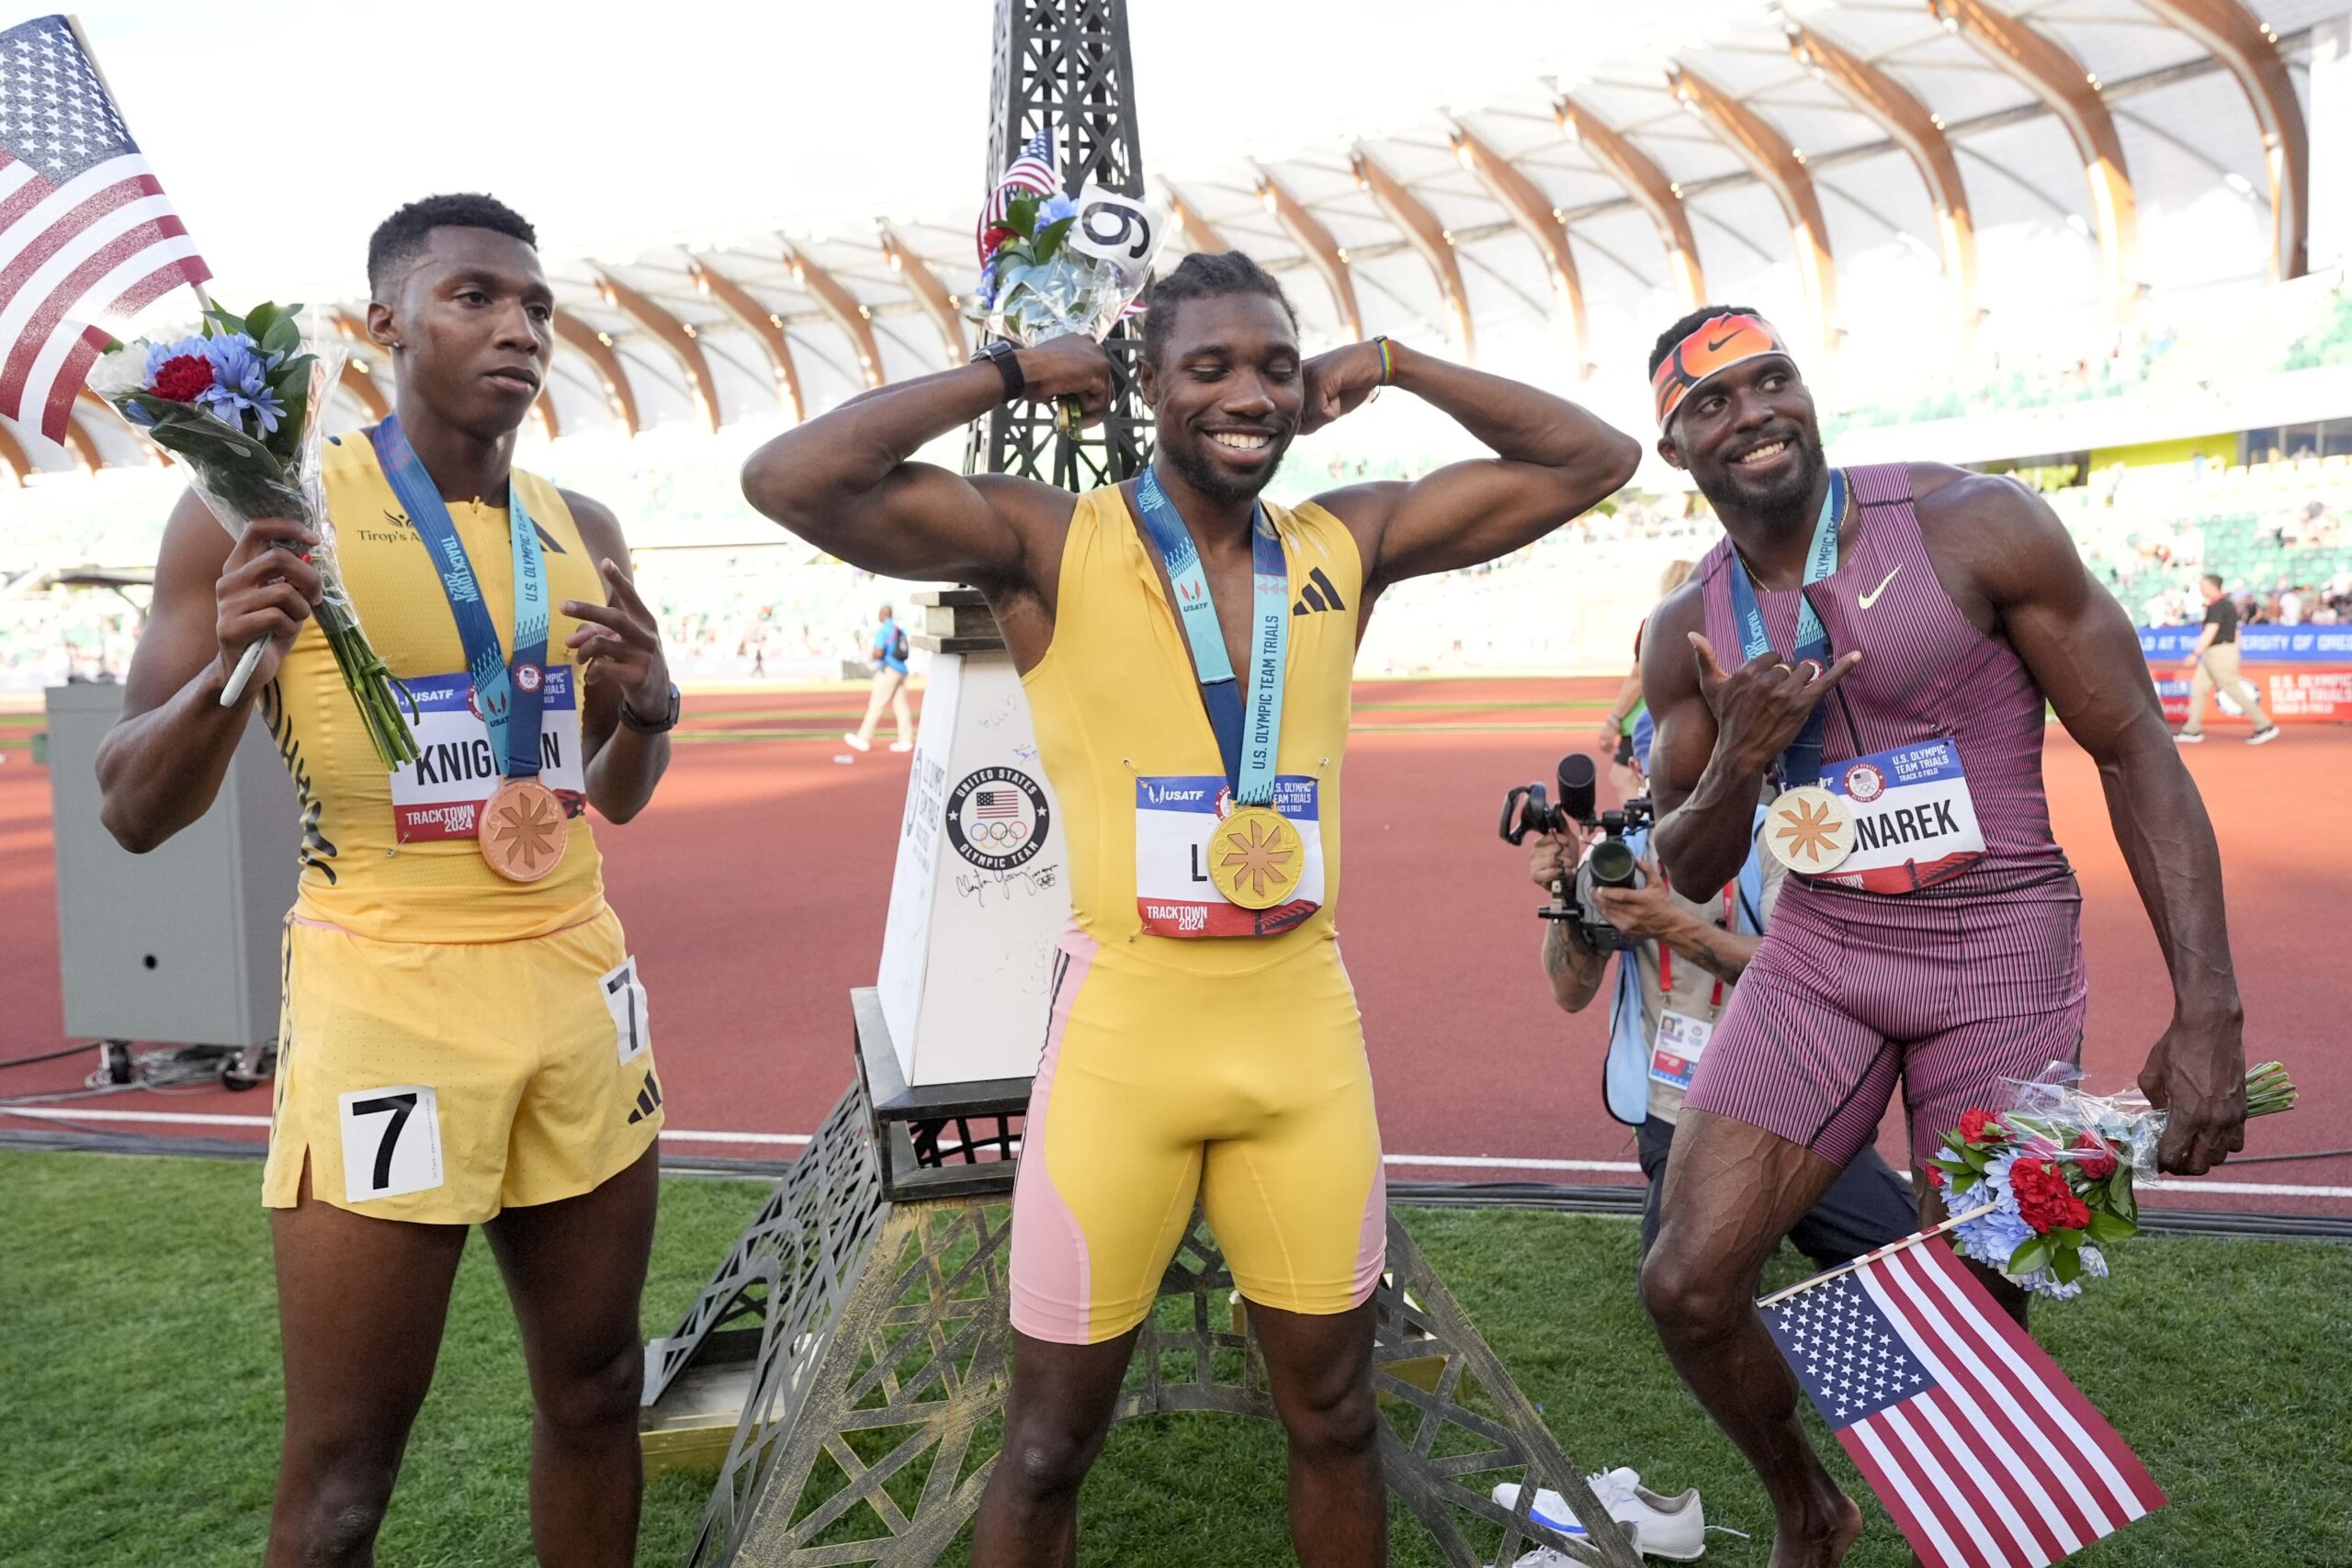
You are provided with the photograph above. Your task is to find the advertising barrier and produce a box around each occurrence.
[2139,626,2352,724]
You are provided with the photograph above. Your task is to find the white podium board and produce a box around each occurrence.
[874,592,1073,1086]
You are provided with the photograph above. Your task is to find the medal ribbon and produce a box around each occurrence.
[369,415,548,782]
[1134,466,1288,805]
[1724,468,1844,787]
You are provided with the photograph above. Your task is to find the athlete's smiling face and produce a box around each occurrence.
[372,226,553,441]
[1138,290,1304,509]
[1659,355,1826,527]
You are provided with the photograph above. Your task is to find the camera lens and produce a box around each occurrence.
[1588,838,1639,888]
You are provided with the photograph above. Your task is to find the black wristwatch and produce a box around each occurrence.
[974,339,1024,401]
[618,682,681,735]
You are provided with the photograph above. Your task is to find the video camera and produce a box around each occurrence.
[1498,754,1655,953]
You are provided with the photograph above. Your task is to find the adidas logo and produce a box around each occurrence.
[1292,567,1348,616]
[626,1068,664,1125]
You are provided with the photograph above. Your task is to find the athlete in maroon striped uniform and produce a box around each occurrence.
[1634,308,2248,1568]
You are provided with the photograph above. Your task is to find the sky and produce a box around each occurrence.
[62,0,1769,299]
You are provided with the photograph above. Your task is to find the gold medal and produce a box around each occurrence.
[1206,804,1306,910]
[1766,784,1854,875]
[479,778,567,883]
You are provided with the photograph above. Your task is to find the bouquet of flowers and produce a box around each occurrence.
[1929,1060,2298,1299]
[89,303,417,769]
[969,126,1168,436]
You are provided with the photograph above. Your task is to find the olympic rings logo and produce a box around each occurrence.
[967,818,1031,847]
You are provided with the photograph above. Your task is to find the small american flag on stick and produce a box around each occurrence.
[0,14,209,445]
[1764,1234,2164,1568]
[977,126,1057,261]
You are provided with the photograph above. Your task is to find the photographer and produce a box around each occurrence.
[1529,804,1916,1264]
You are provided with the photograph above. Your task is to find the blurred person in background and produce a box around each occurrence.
[2177,574,2281,745]
[844,601,914,753]
[1599,559,1695,799]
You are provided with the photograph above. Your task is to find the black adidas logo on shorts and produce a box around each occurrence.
[626,1068,663,1125]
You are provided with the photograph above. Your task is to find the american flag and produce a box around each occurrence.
[977,126,1058,262]
[1765,1236,2164,1568]
[974,790,1020,819]
[0,16,209,445]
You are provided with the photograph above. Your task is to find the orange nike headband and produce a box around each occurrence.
[1651,311,1792,429]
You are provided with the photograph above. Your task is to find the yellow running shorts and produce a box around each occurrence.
[262,906,662,1224]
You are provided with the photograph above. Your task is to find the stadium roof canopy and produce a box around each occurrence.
[8,0,2343,475]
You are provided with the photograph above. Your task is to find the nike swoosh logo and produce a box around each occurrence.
[1706,333,1739,352]
[1858,566,1901,609]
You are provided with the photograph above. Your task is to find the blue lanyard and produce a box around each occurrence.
[1724,468,1844,786]
[1134,466,1288,804]
[368,415,549,781]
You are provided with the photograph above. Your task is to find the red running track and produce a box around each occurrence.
[3,679,2345,1213]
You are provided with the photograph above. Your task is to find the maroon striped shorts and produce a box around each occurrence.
[1682,884,2087,1169]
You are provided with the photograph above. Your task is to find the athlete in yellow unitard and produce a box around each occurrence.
[99,196,679,1568]
[744,251,1639,1565]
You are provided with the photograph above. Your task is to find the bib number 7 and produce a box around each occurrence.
[336,1084,446,1203]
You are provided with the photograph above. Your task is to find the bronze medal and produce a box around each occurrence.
[479,778,567,883]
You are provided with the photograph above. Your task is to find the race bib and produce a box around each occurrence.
[389,669,587,843]
[602,955,651,1065]
[337,1084,445,1202]
[1810,737,1985,894]
[1648,1010,1714,1093]
[1135,773,1324,938]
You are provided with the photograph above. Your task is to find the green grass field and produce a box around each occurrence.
[4,1150,2346,1567]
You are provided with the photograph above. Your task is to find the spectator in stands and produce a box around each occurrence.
[844,603,914,754]
[2177,574,2282,746]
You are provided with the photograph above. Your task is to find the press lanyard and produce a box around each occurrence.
[1724,468,1845,786]
[1654,866,1731,1010]
[1134,466,1288,805]
[368,416,548,781]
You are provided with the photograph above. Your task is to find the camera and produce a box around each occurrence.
[1499,754,1655,952]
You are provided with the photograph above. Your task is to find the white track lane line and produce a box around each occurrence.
[6,1108,2348,1199]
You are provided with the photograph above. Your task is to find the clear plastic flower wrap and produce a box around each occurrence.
[1929,1058,2297,1298]
[969,142,1168,435]
[90,303,417,768]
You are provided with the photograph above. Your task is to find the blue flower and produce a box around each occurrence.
[1041,192,1077,225]
[1950,1192,2034,1269]
[197,333,286,434]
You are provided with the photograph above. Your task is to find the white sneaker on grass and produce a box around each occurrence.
[1492,1469,1707,1560]
[842,732,871,752]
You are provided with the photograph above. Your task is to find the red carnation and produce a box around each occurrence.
[2008,1156,2092,1235]
[151,353,215,403]
[1957,1108,2012,1147]
[980,224,1016,257]
[2072,1132,2119,1181]
[1927,1165,1947,1189]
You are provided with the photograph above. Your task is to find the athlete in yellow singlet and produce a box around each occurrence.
[744,251,1639,1565]
[97,196,678,1568]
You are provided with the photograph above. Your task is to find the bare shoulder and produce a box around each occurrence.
[1640,572,1712,701]
[1304,479,1406,567]
[1908,462,2061,538]
[1906,461,2079,602]
[557,487,628,564]
[160,488,236,576]
[965,471,1081,593]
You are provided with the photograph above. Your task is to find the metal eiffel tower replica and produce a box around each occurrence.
[640,4,1637,1562]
